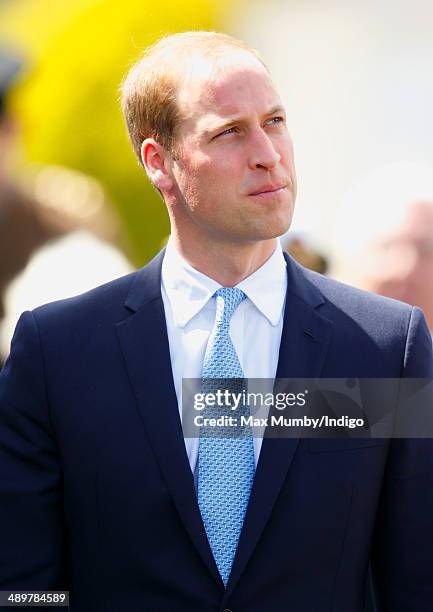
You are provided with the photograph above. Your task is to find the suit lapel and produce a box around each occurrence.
[224,255,333,599]
[116,250,333,595]
[116,251,223,588]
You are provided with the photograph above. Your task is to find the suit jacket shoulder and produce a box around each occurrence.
[284,255,433,378]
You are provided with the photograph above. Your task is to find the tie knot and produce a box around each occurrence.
[214,287,246,326]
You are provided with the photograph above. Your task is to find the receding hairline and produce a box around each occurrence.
[121,30,268,107]
[139,30,265,67]
[120,31,269,163]
[122,31,268,101]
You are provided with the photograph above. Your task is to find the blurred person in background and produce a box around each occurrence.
[0,49,68,352]
[332,162,433,334]
[331,164,433,612]
[282,232,328,274]
[362,200,433,332]
[0,47,133,366]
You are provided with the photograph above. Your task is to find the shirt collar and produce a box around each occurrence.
[161,238,287,328]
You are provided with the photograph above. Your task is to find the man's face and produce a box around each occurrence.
[167,52,297,246]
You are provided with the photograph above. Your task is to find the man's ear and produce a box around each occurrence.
[141,138,174,193]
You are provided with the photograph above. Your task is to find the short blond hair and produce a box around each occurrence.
[120,31,265,164]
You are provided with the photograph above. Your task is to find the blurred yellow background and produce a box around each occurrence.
[0,0,236,265]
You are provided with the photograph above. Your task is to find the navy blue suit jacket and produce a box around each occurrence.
[1,251,433,611]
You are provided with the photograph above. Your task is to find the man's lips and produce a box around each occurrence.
[248,184,287,196]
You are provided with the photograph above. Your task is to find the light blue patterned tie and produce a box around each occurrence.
[197,287,255,587]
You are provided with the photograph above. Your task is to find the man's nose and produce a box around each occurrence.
[247,129,281,170]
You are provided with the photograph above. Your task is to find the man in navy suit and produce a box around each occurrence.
[1,31,433,611]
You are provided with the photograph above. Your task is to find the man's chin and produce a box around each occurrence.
[240,224,292,243]
[256,213,294,240]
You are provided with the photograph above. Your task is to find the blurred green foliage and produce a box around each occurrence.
[0,0,234,264]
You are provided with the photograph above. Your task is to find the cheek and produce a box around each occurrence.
[173,161,201,203]
[281,136,296,169]
[187,160,237,199]
[175,146,245,210]
[175,165,214,214]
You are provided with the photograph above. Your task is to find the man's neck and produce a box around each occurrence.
[170,235,279,287]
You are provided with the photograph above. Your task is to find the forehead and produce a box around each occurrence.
[176,51,282,131]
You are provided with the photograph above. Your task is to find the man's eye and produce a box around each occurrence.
[267,116,284,126]
[215,127,236,138]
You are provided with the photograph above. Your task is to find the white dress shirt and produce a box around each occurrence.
[161,238,287,474]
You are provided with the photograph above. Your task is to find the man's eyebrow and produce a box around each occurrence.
[202,105,286,138]
[265,105,286,118]
[202,119,238,138]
